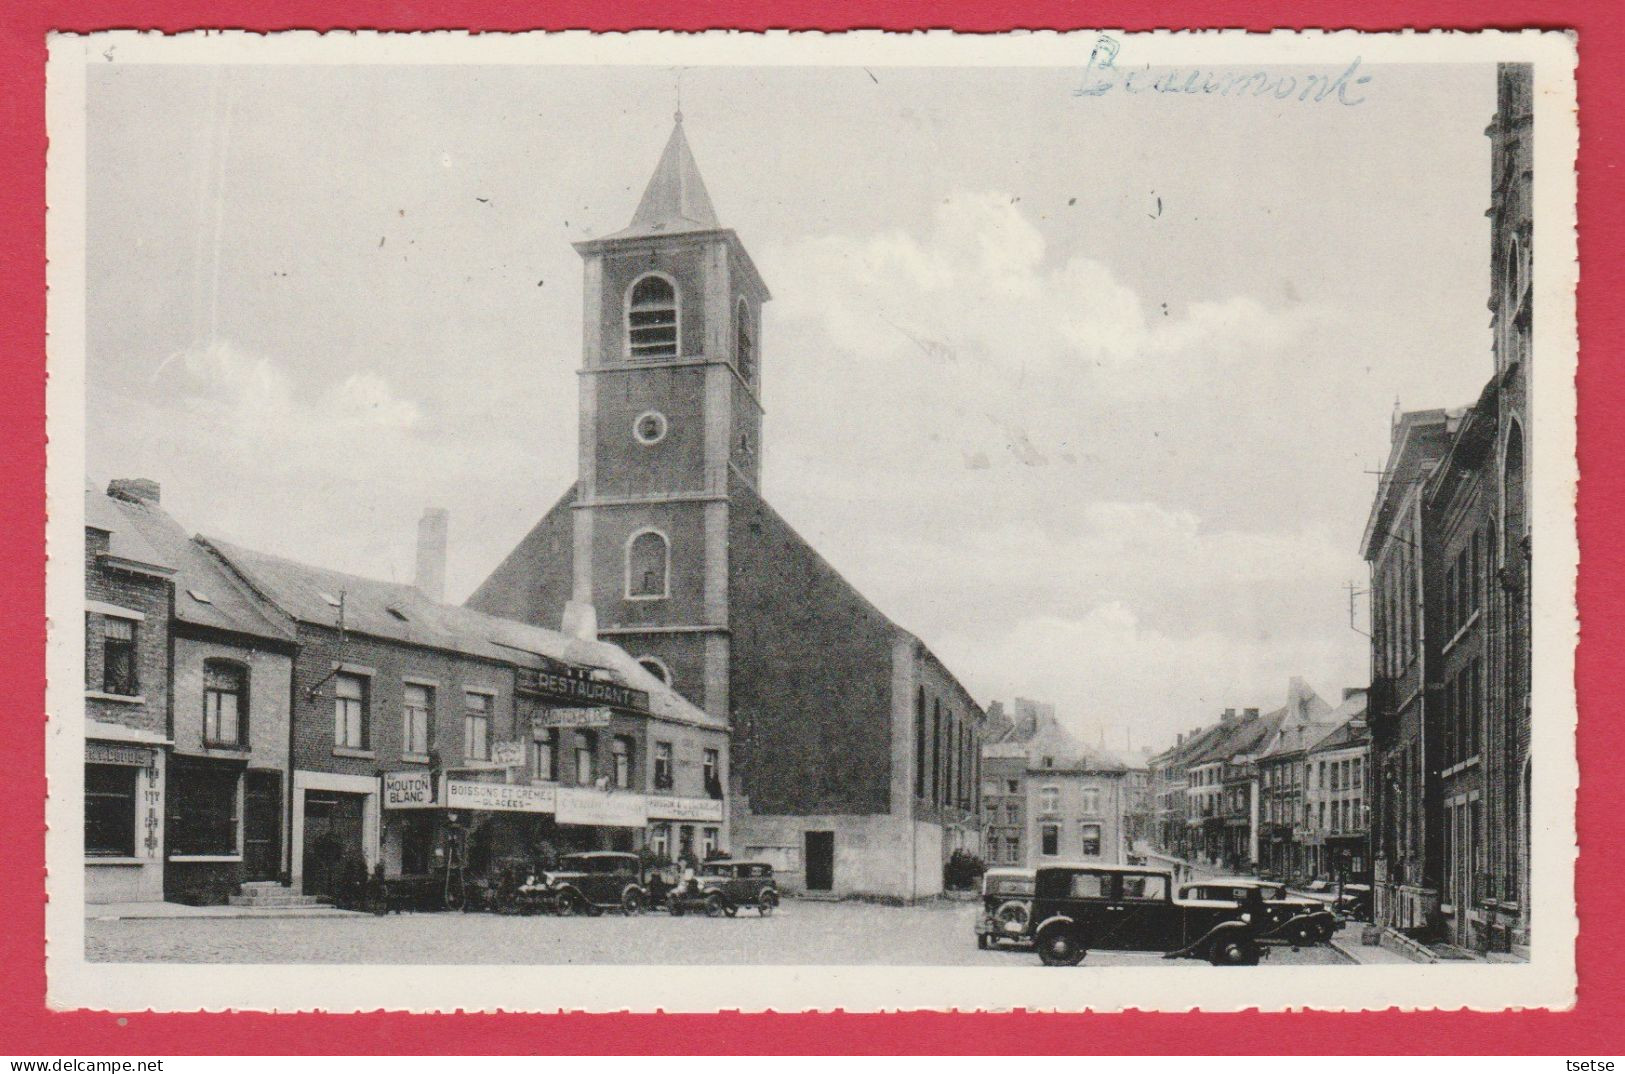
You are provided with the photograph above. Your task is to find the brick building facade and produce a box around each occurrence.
[468,117,984,900]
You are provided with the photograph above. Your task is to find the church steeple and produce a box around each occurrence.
[609,114,721,240]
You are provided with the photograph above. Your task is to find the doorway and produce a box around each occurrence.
[243,770,282,882]
[804,830,834,892]
[301,790,366,900]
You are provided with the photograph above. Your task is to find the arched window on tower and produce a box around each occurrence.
[626,529,670,599]
[736,298,754,382]
[627,274,678,360]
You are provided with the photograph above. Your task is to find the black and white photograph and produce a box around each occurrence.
[44,29,1578,1013]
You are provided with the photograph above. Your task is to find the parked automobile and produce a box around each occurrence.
[1022,864,1270,966]
[974,867,1036,949]
[542,851,649,915]
[668,860,780,917]
[1178,878,1338,945]
[1337,883,1373,922]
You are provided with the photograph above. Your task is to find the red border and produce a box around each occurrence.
[2,3,1619,1055]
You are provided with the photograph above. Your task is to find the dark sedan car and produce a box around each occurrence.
[1024,864,1270,966]
[544,851,649,915]
[1178,879,1338,945]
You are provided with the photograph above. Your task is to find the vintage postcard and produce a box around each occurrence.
[43,28,1578,1013]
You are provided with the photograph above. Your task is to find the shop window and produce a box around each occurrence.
[702,827,720,859]
[533,727,558,781]
[574,731,597,785]
[334,672,368,749]
[627,274,678,360]
[703,748,722,799]
[649,823,671,860]
[102,616,138,696]
[1079,822,1102,857]
[654,741,674,790]
[203,659,247,747]
[1040,823,1060,857]
[626,530,670,600]
[463,691,492,762]
[168,761,240,857]
[85,763,138,856]
[612,735,633,789]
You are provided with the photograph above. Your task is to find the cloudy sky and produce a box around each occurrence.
[84,58,1498,753]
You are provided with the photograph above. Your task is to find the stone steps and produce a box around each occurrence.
[229,883,323,908]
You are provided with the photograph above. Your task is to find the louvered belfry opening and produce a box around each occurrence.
[628,275,678,359]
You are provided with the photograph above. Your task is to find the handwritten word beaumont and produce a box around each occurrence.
[1076,55,1373,107]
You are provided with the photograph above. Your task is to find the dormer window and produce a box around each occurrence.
[736,298,754,382]
[627,274,678,360]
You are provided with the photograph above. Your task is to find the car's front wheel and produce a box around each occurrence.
[622,888,646,915]
[1210,937,1262,966]
[704,893,726,918]
[758,890,778,917]
[1037,928,1085,966]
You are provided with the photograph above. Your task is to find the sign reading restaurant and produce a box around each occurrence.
[517,662,649,714]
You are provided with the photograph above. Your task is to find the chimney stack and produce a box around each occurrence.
[1244,707,1260,719]
[1221,707,1237,724]
[108,478,160,504]
[415,507,448,603]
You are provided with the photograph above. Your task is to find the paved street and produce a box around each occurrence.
[87,899,1353,966]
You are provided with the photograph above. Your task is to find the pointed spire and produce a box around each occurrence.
[621,114,720,237]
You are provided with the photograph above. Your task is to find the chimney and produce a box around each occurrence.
[1177,733,1184,745]
[108,478,160,504]
[1221,708,1237,724]
[1244,707,1260,720]
[414,507,448,603]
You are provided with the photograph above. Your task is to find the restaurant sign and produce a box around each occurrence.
[383,770,437,809]
[517,664,649,714]
[555,786,647,828]
[446,780,557,814]
[644,796,725,823]
[541,707,613,730]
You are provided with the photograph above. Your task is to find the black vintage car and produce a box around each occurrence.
[668,860,780,917]
[1178,878,1338,945]
[974,867,1036,949]
[543,851,649,915]
[1024,864,1270,966]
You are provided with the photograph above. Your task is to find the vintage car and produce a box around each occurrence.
[1023,864,1270,966]
[668,860,780,917]
[542,851,649,915]
[1178,878,1338,945]
[1337,883,1374,921]
[974,867,1036,949]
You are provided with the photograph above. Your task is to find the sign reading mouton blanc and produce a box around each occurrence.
[540,707,613,730]
[517,664,649,714]
[446,780,557,814]
[383,770,436,808]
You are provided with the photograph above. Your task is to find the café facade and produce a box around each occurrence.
[202,537,729,901]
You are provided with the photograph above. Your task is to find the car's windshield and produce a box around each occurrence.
[701,864,731,877]
[989,877,1034,896]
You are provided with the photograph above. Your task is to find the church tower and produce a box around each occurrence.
[567,115,770,719]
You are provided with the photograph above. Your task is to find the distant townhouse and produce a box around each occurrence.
[1303,699,1372,885]
[1255,679,1338,882]
[84,482,176,904]
[981,699,1130,868]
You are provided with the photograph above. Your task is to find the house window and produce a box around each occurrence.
[574,732,597,784]
[463,692,492,762]
[533,727,558,781]
[1079,823,1102,857]
[1006,779,1019,794]
[649,823,671,860]
[654,741,674,790]
[333,673,367,749]
[1006,836,1021,864]
[1040,823,1060,857]
[626,530,670,599]
[1004,802,1019,825]
[1039,786,1059,814]
[202,660,247,747]
[403,683,433,756]
[1080,788,1100,816]
[612,735,633,789]
[736,298,754,382]
[102,616,138,696]
[703,748,722,798]
[627,274,678,360]
[167,760,240,856]
[702,826,720,858]
[85,763,137,856]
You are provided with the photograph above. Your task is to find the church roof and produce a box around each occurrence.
[602,116,721,241]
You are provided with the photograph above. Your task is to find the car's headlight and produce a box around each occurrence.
[1241,913,1252,923]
